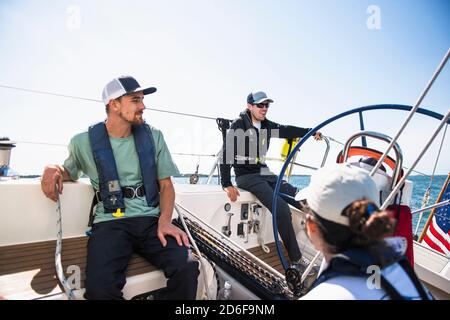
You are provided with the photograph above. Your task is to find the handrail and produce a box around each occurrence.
[320,136,331,168]
[208,134,331,185]
[341,131,403,191]
[411,199,450,215]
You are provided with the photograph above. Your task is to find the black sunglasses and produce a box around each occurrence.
[255,103,270,109]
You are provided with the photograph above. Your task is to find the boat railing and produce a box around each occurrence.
[341,130,403,191]
[205,135,331,185]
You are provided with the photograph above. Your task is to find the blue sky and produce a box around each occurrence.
[0,0,449,176]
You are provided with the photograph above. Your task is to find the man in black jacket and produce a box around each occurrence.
[220,91,322,266]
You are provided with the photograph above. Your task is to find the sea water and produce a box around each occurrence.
[173,175,447,236]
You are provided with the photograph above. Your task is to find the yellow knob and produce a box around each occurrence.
[112,208,124,218]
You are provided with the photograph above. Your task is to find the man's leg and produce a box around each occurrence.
[137,217,199,300]
[84,219,134,300]
[236,174,302,262]
[277,180,302,210]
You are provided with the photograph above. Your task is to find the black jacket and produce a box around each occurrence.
[219,110,311,188]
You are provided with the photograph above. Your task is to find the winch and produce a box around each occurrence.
[0,137,16,177]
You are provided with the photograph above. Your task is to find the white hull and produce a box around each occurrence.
[0,178,448,300]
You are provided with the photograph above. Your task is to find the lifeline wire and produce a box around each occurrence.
[0,84,218,121]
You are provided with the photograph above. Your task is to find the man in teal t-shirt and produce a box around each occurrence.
[41,76,199,300]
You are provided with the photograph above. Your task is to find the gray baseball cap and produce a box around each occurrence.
[102,75,156,105]
[247,91,274,104]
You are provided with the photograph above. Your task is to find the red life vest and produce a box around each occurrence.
[386,204,414,267]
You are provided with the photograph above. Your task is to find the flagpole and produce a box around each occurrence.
[418,173,450,242]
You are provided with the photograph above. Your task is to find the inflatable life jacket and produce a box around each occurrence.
[88,122,159,215]
[310,241,431,300]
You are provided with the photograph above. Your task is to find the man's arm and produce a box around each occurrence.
[274,122,311,139]
[219,124,240,202]
[220,163,240,202]
[41,164,73,202]
[268,120,322,141]
[157,177,189,247]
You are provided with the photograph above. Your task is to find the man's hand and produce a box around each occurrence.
[313,132,323,141]
[224,186,240,202]
[157,220,190,247]
[41,165,65,202]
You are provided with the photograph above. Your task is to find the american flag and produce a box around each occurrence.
[422,178,450,257]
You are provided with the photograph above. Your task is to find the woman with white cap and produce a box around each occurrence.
[296,163,432,300]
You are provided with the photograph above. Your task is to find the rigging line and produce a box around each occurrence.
[0,84,101,103]
[15,140,68,147]
[380,109,450,211]
[11,141,433,177]
[404,167,429,177]
[172,152,216,157]
[1,85,441,179]
[143,108,216,120]
[370,48,450,177]
[324,135,344,145]
[9,141,439,178]
[428,123,447,187]
[0,84,218,121]
[15,140,217,158]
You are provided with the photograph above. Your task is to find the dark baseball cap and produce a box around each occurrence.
[102,75,156,105]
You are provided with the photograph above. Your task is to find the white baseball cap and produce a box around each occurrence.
[101,75,156,105]
[295,163,380,226]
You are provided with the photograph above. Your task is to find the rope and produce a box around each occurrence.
[174,204,215,300]
[55,186,76,300]
[428,123,447,187]
[414,124,448,235]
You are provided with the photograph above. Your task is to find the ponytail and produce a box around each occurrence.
[309,199,394,254]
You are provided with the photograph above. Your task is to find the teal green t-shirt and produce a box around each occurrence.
[63,124,179,224]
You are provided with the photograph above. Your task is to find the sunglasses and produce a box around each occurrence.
[255,103,270,109]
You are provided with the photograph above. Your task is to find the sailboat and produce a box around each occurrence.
[0,51,449,300]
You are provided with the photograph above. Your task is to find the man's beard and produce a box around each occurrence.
[119,110,144,125]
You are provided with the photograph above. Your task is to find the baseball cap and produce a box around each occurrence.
[295,163,379,226]
[247,91,274,104]
[102,75,157,105]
